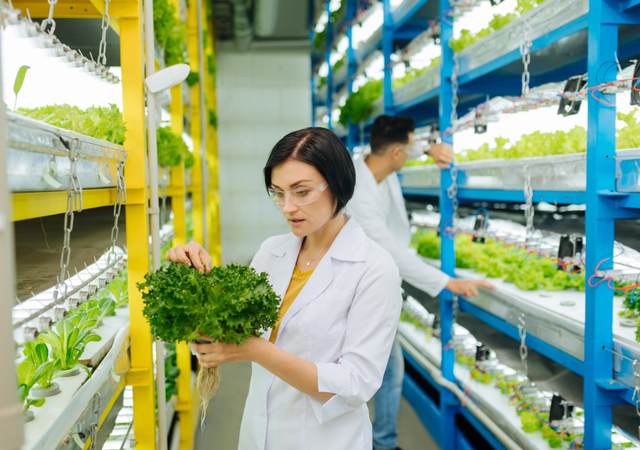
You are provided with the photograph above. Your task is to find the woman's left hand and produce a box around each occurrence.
[190,336,262,368]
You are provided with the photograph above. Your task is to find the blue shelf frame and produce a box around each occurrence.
[311,0,640,448]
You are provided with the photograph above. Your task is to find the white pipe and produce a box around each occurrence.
[400,337,523,450]
[196,0,208,250]
[143,0,168,448]
[0,30,25,450]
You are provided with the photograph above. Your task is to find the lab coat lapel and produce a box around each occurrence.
[276,253,334,341]
[267,236,302,299]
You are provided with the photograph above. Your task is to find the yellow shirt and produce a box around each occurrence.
[269,266,314,343]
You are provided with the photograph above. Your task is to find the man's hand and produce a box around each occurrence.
[427,142,454,168]
[445,278,494,298]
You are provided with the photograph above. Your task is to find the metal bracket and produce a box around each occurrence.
[595,379,629,391]
[125,368,153,387]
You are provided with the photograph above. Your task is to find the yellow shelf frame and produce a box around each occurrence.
[7,0,221,448]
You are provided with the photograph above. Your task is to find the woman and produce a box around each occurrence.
[168,127,402,450]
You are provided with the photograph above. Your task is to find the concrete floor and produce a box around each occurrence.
[195,362,438,450]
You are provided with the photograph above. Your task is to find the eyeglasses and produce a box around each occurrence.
[267,183,328,208]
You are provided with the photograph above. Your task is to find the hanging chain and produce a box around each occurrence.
[451,52,460,130]
[108,157,126,263]
[97,0,110,66]
[524,169,535,245]
[520,20,532,98]
[39,0,58,34]
[447,165,459,234]
[518,313,529,377]
[53,143,83,301]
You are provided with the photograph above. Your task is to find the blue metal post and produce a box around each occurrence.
[346,0,358,150]
[584,1,618,447]
[382,0,394,114]
[325,0,334,129]
[438,1,458,449]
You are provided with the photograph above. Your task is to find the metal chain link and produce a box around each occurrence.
[520,20,532,98]
[39,0,58,34]
[518,313,529,377]
[524,169,535,245]
[447,165,459,234]
[54,143,83,301]
[451,52,460,129]
[97,0,110,66]
[107,157,126,263]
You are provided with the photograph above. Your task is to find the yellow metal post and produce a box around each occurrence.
[188,2,204,246]
[169,2,195,450]
[120,4,157,449]
[203,7,221,265]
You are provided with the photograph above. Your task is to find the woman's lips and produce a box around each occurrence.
[288,218,305,226]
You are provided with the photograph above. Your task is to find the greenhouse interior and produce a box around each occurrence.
[1,0,640,449]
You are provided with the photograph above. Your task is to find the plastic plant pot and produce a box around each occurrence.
[56,367,80,378]
[31,382,61,398]
[23,409,35,423]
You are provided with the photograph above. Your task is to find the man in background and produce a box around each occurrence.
[347,115,493,450]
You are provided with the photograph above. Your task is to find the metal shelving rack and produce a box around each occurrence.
[312,0,640,448]
[1,0,219,447]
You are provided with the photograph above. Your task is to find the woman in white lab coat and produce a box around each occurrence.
[167,127,402,450]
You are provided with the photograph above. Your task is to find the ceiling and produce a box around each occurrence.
[210,0,316,48]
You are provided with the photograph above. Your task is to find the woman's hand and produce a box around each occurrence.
[190,336,263,368]
[167,240,212,272]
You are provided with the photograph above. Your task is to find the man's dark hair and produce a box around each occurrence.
[264,127,355,216]
[370,115,416,154]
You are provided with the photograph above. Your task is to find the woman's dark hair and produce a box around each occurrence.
[370,115,416,154]
[264,127,355,215]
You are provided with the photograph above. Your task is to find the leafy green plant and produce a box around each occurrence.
[18,104,126,145]
[138,262,280,420]
[22,341,58,390]
[186,71,199,87]
[412,230,586,291]
[207,53,216,76]
[165,343,180,399]
[338,79,383,126]
[13,65,30,111]
[157,126,189,167]
[40,318,101,372]
[154,0,187,65]
[105,274,129,308]
[520,410,543,433]
[208,109,218,129]
[16,359,47,414]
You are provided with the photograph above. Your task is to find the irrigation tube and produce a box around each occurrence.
[399,336,522,450]
[143,0,168,448]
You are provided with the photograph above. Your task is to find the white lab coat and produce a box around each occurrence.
[347,157,450,297]
[238,218,402,450]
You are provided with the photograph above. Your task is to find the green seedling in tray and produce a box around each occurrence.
[22,341,58,390]
[40,317,101,373]
[16,359,47,414]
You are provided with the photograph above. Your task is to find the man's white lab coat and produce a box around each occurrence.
[238,218,402,450]
[347,157,449,297]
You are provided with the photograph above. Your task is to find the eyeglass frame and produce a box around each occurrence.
[267,182,329,208]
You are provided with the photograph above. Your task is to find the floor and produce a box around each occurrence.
[195,362,438,450]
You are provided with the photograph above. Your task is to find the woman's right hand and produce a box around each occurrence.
[167,241,213,272]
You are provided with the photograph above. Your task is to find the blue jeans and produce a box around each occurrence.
[373,336,404,450]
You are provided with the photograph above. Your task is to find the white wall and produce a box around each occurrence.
[216,47,311,263]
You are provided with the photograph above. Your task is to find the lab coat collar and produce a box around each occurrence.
[267,217,368,344]
[267,216,367,263]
